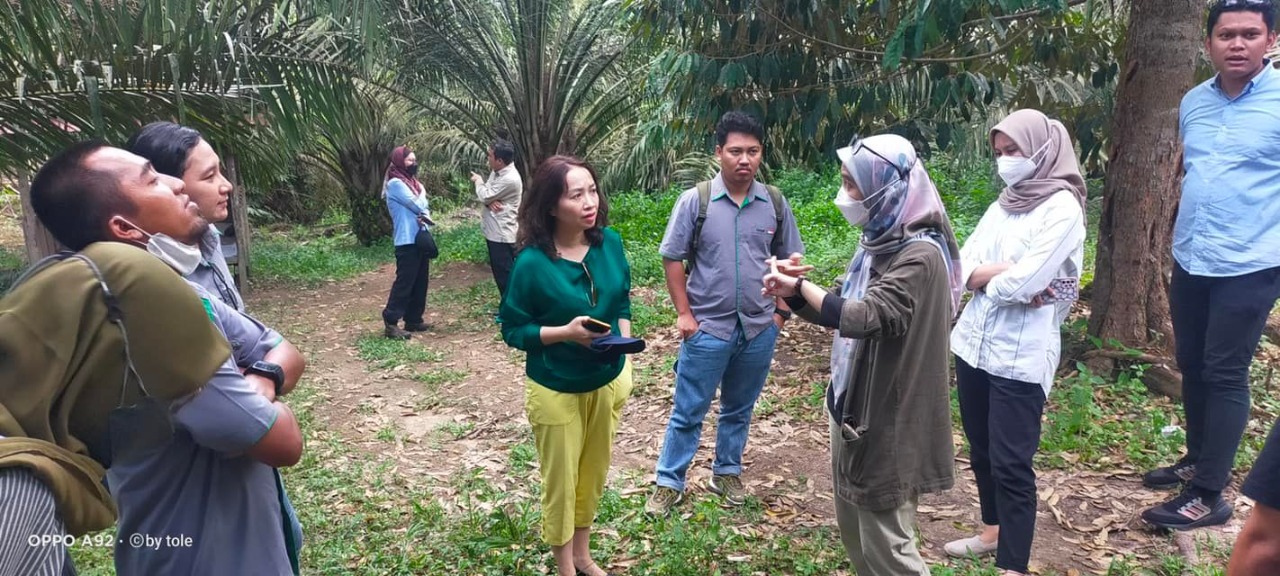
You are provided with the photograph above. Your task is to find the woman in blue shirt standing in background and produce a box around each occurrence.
[382,145,435,340]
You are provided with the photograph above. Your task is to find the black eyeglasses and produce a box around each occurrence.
[846,135,909,181]
[1216,0,1269,7]
[580,261,597,308]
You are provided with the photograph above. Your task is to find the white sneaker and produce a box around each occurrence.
[943,535,998,558]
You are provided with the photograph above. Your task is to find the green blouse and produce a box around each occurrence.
[499,227,633,393]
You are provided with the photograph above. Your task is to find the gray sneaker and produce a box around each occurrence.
[645,486,683,515]
[708,474,747,506]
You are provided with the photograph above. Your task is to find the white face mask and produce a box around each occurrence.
[834,187,869,228]
[147,233,204,276]
[121,219,203,275]
[996,141,1049,187]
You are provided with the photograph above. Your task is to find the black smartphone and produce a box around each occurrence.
[583,318,611,333]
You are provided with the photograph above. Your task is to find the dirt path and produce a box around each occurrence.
[252,262,1244,574]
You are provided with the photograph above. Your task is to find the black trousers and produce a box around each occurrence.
[955,357,1046,574]
[382,244,431,326]
[1171,263,1280,493]
[1243,417,1280,510]
[486,240,516,300]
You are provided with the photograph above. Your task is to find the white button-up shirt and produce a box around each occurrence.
[475,164,523,244]
[950,190,1085,396]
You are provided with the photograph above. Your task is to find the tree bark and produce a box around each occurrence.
[18,167,64,263]
[225,155,252,296]
[1087,0,1206,398]
[340,144,393,246]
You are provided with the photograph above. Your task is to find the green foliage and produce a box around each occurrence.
[0,0,376,191]
[608,187,682,287]
[393,0,641,178]
[251,229,392,287]
[769,168,861,285]
[413,368,468,388]
[0,246,24,293]
[304,89,411,244]
[431,222,490,267]
[630,0,1124,171]
[250,164,348,226]
[628,295,677,339]
[1038,362,1185,470]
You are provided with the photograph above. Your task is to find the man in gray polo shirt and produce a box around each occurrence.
[648,111,804,514]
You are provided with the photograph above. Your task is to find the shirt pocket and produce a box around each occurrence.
[524,381,577,427]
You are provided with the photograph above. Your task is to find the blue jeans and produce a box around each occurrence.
[655,323,779,491]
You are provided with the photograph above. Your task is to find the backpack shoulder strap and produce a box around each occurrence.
[765,184,786,257]
[686,181,713,273]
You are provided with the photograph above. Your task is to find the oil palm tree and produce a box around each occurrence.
[392,0,642,179]
[0,0,377,190]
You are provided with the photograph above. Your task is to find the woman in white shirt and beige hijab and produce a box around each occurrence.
[945,109,1087,576]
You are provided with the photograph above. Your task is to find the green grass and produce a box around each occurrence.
[431,283,501,330]
[413,367,468,388]
[355,334,444,369]
[437,421,474,439]
[252,229,392,286]
[1037,362,1186,470]
[431,220,490,266]
[269,384,859,575]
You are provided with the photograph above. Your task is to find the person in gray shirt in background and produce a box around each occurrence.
[470,138,523,300]
[647,111,804,514]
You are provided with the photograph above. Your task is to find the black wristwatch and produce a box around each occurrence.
[246,361,286,397]
[774,308,792,321]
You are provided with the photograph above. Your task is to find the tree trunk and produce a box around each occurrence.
[225,156,252,296]
[18,167,64,263]
[1087,0,1206,398]
[341,146,393,246]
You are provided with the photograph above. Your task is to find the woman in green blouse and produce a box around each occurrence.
[498,155,634,576]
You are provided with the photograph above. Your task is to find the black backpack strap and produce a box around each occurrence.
[686,181,713,274]
[765,184,786,257]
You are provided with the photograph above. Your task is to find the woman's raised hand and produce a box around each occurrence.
[762,256,809,298]
[774,253,814,277]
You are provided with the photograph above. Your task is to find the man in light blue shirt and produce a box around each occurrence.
[1142,0,1280,531]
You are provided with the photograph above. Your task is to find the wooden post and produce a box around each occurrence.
[17,167,65,263]
[225,155,251,297]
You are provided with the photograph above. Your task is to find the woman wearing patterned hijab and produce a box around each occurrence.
[945,109,1087,576]
[763,133,961,575]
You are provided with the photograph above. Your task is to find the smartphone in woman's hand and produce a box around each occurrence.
[583,318,611,333]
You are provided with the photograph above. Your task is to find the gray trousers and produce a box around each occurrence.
[830,419,930,576]
[0,467,71,576]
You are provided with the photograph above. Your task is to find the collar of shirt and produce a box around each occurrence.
[710,173,771,205]
[495,164,516,178]
[1213,58,1274,99]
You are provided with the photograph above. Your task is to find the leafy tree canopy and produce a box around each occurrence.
[629,0,1124,171]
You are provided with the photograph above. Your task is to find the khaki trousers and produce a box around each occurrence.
[830,418,930,576]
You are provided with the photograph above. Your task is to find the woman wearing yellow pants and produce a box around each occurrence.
[499,155,635,576]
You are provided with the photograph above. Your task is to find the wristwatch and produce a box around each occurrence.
[246,361,286,397]
[774,308,793,321]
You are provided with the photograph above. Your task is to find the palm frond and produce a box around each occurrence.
[393,0,642,176]
[0,0,377,192]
